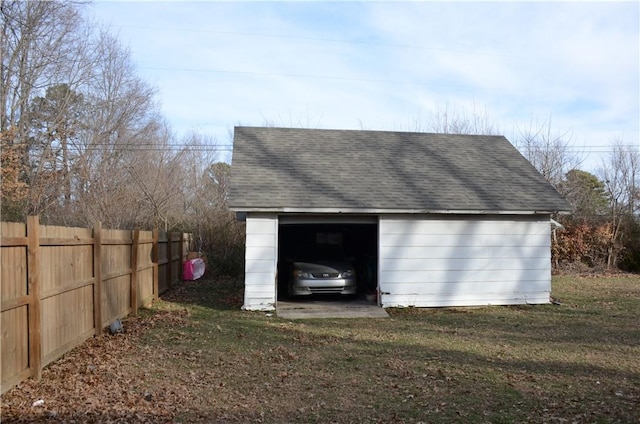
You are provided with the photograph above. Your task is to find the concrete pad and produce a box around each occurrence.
[276,298,389,319]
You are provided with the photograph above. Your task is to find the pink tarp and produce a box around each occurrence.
[183,258,205,280]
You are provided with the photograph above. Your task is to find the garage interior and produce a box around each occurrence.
[277,220,378,302]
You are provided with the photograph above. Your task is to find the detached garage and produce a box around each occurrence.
[228,126,572,311]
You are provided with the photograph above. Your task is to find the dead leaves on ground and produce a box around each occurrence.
[1,310,192,423]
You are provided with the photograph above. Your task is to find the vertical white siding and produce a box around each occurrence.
[243,214,278,311]
[379,215,552,307]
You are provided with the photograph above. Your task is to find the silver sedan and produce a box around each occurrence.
[287,245,357,296]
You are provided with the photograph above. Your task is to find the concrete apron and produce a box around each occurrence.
[276,298,389,319]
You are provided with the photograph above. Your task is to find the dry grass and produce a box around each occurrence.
[2,274,639,423]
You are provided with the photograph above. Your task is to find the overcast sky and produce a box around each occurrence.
[89,1,639,171]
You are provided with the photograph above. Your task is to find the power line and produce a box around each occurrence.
[111,25,499,57]
[6,138,635,152]
[5,144,631,154]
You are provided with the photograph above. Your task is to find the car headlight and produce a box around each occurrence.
[341,270,354,278]
[294,269,311,278]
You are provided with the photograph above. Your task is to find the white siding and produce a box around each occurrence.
[243,214,278,310]
[379,215,552,308]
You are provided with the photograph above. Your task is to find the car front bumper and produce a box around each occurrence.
[290,277,357,296]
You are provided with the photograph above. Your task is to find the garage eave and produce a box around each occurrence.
[229,207,569,215]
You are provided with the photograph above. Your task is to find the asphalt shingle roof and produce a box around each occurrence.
[228,126,572,214]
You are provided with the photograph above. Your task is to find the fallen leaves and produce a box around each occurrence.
[1,310,191,423]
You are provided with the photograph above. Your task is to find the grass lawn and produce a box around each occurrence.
[2,274,639,423]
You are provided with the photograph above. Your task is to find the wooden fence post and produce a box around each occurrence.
[167,232,173,290]
[26,215,42,380]
[130,230,140,316]
[179,233,187,281]
[152,229,159,301]
[93,221,102,333]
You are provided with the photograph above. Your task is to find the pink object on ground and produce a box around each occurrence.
[183,258,205,280]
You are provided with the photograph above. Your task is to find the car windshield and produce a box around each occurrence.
[294,244,346,262]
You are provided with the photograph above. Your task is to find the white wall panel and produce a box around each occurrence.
[246,218,279,234]
[243,284,278,296]
[245,258,276,273]
[382,232,549,248]
[382,291,550,308]
[381,279,550,294]
[246,234,278,248]
[382,268,549,284]
[379,215,552,308]
[243,214,277,311]
[245,246,277,261]
[381,218,546,235]
[244,272,277,286]
[380,256,549,272]
[382,244,550,260]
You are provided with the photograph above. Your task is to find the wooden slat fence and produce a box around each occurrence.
[1,217,193,393]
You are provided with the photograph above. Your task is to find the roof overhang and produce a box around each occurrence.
[230,207,571,215]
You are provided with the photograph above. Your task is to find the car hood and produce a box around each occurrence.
[293,261,352,273]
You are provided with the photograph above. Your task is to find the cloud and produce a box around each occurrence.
[90,1,639,171]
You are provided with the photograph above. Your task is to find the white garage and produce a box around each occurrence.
[228,127,571,311]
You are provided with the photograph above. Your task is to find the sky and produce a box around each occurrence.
[89,1,639,171]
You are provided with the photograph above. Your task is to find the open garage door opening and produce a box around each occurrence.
[277,220,378,302]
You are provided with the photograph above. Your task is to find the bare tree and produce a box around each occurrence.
[514,114,583,189]
[407,103,501,135]
[25,84,86,221]
[1,0,233,238]
[56,26,162,228]
[260,110,324,129]
[597,140,640,269]
[1,1,91,133]
[2,0,102,223]
[599,140,639,216]
[124,123,202,231]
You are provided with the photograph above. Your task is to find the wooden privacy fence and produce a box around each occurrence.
[1,216,192,393]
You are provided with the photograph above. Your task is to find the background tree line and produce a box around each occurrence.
[2,1,637,275]
[1,1,243,274]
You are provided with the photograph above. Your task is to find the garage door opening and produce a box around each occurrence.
[277,220,378,302]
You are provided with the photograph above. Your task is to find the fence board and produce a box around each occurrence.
[101,274,131,325]
[0,222,30,390]
[139,267,155,307]
[0,222,28,313]
[1,248,27,304]
[157,231,168,294]
[131,230,140,316]
[169,233,182,288]
[152,230,160,297]
[101,228,133,326]
[40,245,93,294]
[1,217,191,393]
[41,285,94,366]
[138,230,155,305]
[1,306,29,390]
